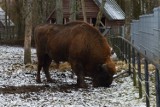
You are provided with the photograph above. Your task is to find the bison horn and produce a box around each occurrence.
[102,64,115,76]
[101,64,108,71]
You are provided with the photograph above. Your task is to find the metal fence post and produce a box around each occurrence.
[124,41,127,63]
[128,43,131,75]
[137,52,142,98]
[122,39,125,61]
[144,59,150,107]
[132,47,136,86]
[155,68,160,107]
[120,38,124,60]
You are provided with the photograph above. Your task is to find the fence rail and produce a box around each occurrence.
[109,36,160,107]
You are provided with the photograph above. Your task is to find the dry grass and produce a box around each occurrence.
[114,60,156,73]
[25,61,71,72]
[24,60,155,74]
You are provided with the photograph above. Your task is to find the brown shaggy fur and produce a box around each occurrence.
[34,21,116,88]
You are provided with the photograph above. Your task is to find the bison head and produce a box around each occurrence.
[93,63,116,87]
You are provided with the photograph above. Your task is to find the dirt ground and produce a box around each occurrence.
[0,84,81,94]
[0,46,156,107]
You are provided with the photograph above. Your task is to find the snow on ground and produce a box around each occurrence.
[0,46,156,107]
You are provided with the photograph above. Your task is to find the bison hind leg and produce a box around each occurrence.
[36,62,43,83]
[42,55,55,83]
[77,76,87,88]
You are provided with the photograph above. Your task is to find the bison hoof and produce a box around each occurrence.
[36,79,42,83]
[77,83,88,88]
[47,78,56,83]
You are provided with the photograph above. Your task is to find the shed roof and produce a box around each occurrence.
[93,0,125,20]
[0,7,14,27]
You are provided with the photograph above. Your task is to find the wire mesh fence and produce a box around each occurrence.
[131,7,160,65]
[109,36,160,107]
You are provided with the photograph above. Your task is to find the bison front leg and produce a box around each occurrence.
[77,73,87,88]
[72,63,87,88]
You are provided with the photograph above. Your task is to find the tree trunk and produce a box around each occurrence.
[146,0,152,13]
[32,0,55,25]
[69,0,77,21]
[8,0,11,39]
[158,0,160,6]
[4,0,8,39]
[95,0,106,28]
[154,0,160,7]
[56,0,63,24]
[32,0,43,29]
[132,0,141,19]
[15,0,25,40]
[81,0,87,22]
[140,0,145,14]
[124,0,131,40]
[24,0,32,64]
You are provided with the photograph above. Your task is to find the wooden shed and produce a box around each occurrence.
[0,7,15,39]
[47,0,125,35]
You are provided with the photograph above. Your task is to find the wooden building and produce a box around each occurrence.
[0,7,15,39]
[47,0,125,35]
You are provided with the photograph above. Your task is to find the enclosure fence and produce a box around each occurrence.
[109,6,160,107]
[131,7,160,65]
[110,36,160,107]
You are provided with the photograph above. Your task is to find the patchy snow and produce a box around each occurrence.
[0,46,156,107]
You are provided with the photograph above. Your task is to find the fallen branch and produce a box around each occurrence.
[113,70,132,79]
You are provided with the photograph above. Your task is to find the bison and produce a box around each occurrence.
[34,21,116,88]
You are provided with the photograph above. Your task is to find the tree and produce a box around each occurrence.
[124,0,131,40]
[32,0,55,27]
[56,0,63,24]
[140,0,145,14]
[4,0,8,39]
[95,0,106,28]
[24,0,55,64]
[132,0,141,19]
[24,0,32,64]
[158,0,160,6]
[146,0,155,13]
[81,0,87,22]
[154,0,160,7]
[32,0,43,26]
[14,0,25,40]
[69,0,77,21]
[8,0,11,38]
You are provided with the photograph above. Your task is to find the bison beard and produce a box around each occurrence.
[34,21,116,88]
